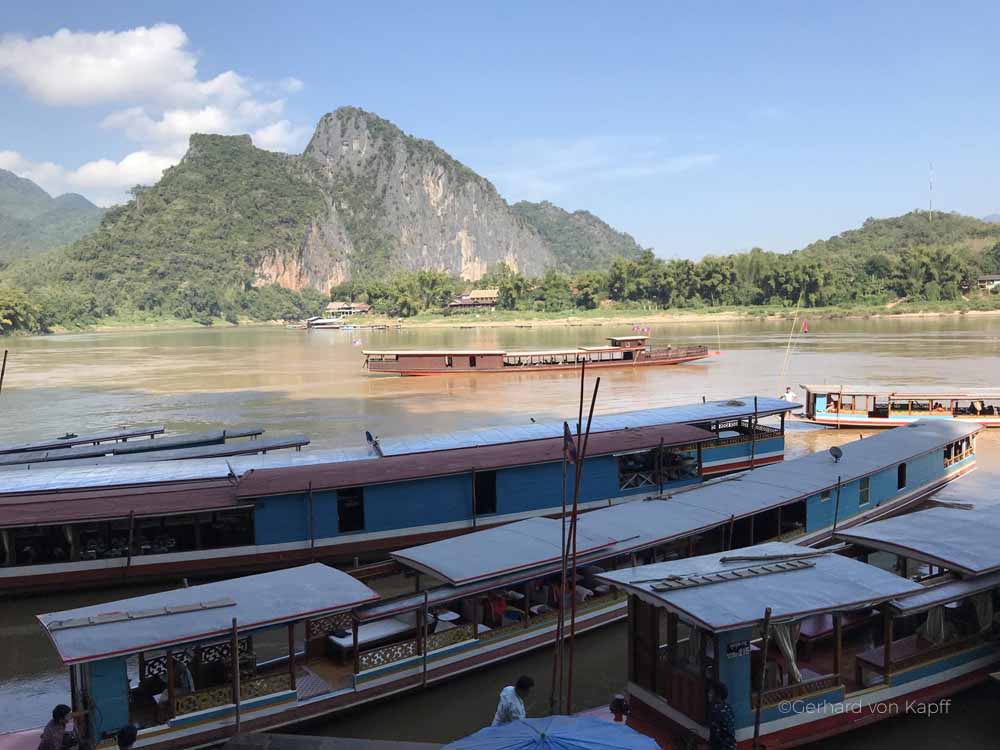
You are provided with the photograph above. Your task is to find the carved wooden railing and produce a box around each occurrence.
[173,672,293,716]
[426,623,475,652]
[358,638,418,671]
[306,611,353,641]
[752,674,840,708]
[142,636,252,681]
[891,633,992,673]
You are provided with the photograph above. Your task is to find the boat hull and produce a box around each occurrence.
[797,414,1000,428]
[380,351,713,376]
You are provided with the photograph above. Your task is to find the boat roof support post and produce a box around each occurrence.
[752,606,773,750]
[232,617,241,735]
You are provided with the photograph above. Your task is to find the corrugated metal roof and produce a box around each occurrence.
[0,459,235,495]
[654,420,980,522]
[391,517,622,585]
[597,541,923,632]
[39,564,378,664]
[377,396,798,456]
[835,505,1000,576]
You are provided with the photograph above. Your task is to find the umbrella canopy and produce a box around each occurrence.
[444,716,659,750]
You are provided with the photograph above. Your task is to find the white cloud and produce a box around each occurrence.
[0,24,309,204]
[252,120,311,153]
[486,136,719,201]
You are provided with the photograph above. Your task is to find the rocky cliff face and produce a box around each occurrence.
[300,107,553,281]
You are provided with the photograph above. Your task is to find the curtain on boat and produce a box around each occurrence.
[772,621,802,684]
[973,593,995,633]
[919,606,947,644]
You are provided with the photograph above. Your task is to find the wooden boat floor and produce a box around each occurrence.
[300,658,353,695]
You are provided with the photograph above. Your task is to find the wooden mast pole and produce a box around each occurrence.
[231,618,241,734]
[752,607,773,750]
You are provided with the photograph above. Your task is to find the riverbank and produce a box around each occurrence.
[9,299,1000,337]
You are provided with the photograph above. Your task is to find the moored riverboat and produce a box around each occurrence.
[0,398,797,595]
[596,501,1000,748]
[363,336,713,375]
[798,384,1000,428]
[0,421,979,750]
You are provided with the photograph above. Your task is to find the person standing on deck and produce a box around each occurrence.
[491,675,534,725]
[781,387,799,403]
[38,705,77,750]
[708,682,736,750]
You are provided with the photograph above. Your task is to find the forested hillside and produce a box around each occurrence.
[511,201,644,272]
[0,169,104,260]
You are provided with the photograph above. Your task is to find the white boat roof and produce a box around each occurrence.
[799,384,1000,400]
[892,570,1000,614]
[835,505,1000,577]
[641,420,979,522]
[39,564,378,664]
[391,516,622,585]
[362,349,506,356]
[597,542,923,632]
[376,396,798,456]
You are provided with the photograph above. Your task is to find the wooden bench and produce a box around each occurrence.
[854,634,928,685]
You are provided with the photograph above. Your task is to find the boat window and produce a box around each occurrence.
[780,500,807,538]
[820,489,831,502]
[445,356,453,368]
[469,356,477,368]
[10,525,71,566]
[897,463,907,490]
[337,487,365,533]
[859,477,871,506]
[474,470,498,515]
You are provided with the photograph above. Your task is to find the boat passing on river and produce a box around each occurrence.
[798,384,1000,428]
[597,501,1000,748]
[363,335,713,375]
[0,420,978,750]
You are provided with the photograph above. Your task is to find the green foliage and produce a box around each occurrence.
[333,270,462,318]
[512,200,644,273]
[0,170,105,260]
[0,284,44,333]
[4,135,329,328]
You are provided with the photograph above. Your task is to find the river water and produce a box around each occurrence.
[1,317,998,743]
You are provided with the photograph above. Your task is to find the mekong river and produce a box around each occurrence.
[1,317,998,743]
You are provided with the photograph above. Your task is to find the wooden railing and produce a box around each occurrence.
[944,447,975,468]
[306,611,353,641]
[753,674,840,708]
[357,592,625,671]
[891,633,992,672]
[142,636,252,681]
[173,672,293,716]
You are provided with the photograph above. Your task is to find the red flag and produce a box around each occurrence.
[563,421,577,464]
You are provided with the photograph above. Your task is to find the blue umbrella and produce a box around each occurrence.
[443,716,660,750]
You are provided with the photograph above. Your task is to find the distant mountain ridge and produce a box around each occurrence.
[0,169,104,260]
[511,200,644,272]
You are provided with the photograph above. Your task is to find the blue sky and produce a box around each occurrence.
[1,2,998,258]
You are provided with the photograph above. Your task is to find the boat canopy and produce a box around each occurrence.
[799,384,1000,400]
[634,420,979,523]
[596,541,923,632]
[38,564,379,664]
[235,423,714,498]
[362,349,507,356]
[891,570,1000,615]
[376,396,798,457]
[391,516,623,585]
[835,505,1000,577]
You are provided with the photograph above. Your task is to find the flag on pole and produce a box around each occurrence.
[563,421,577,464]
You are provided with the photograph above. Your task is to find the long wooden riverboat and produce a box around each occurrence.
[363,335,713,375]
[0,398,797,595]
[798,384,1000,428]
[0,420,978,750]
[597,500,1000,748]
